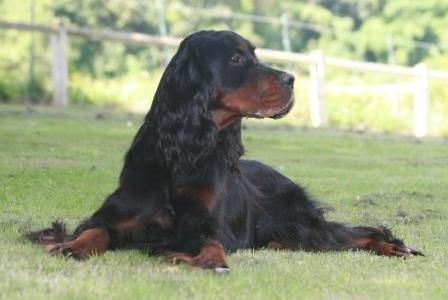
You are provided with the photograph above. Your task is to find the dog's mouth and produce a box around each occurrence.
[248,93,295,120]
[269,96,295,119]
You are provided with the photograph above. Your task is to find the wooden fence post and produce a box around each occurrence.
[413,63,429,138]
[309,50,327,127]
[50,21,69,107]
[280,13,291,53]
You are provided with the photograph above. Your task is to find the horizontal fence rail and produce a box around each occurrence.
[2,20,448,137]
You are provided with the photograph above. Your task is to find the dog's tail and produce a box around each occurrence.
[24,221,73,245]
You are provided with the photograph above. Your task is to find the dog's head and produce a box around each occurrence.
[155,30,295,130]
[148,30,294,174]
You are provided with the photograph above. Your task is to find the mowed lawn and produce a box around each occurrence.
[1,105,447,300]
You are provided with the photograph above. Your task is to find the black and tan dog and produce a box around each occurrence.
[26,31,423,272]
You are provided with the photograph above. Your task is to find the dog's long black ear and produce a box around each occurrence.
[149,32,218,175]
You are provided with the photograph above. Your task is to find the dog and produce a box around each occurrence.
[26,30,423,272]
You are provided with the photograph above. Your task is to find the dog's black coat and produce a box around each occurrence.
[26,31,422,268]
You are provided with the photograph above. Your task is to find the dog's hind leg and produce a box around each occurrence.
[255,178,423,257]
[265,223,424,257]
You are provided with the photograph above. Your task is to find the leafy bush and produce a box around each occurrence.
[69,70,163,111]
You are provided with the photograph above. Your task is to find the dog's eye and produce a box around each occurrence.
[230,54,243,65]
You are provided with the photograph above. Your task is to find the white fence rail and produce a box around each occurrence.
[1,20,448,137]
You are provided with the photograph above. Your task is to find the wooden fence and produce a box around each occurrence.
[2,20,448,137]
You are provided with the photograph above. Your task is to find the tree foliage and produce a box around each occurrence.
[0,0,447,102]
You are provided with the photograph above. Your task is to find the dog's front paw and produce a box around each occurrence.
[45,242,87,260]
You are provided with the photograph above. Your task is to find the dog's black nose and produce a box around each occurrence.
[280,72,295,86]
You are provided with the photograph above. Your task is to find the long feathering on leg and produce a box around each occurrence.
[24,221,73,245]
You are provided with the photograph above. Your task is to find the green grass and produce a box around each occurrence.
[1,104,448,300]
